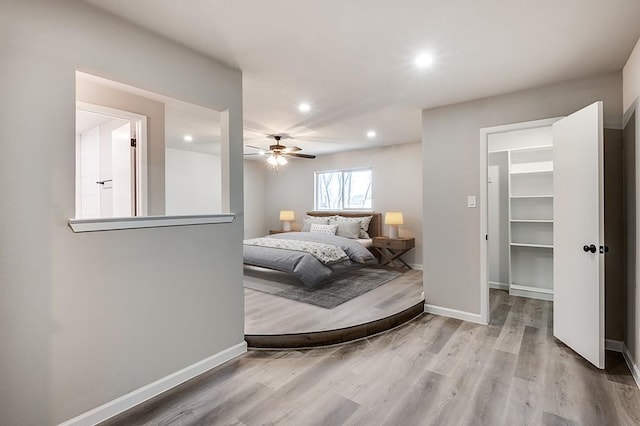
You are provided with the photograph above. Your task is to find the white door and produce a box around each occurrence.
[553,101,605,368]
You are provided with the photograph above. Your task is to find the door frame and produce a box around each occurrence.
[76,101,148,216]
[479,117,562,324]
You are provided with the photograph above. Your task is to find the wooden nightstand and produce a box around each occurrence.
[372,237,415,268]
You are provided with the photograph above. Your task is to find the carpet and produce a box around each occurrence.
[243,266,402,309]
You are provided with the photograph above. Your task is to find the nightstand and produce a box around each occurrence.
[269,229,293,234]
[372,237,415,268]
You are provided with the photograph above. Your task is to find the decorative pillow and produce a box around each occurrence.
[302,216,330,232]
[310,223,338,235]
[335,221,361,239]
[330,215,373,238]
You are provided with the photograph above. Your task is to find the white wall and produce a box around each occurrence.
[250,142,423,267]
[624,37,640,112]
[243,159,268,238]
[166,148,222,214]
[422,72,622,316]
[0,1,244,424]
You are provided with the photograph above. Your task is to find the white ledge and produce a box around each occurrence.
[68,214,235,233]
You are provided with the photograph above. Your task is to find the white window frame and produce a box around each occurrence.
[314,167,373,211]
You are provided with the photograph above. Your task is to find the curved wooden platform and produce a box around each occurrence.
[244,269,424,349]
[246,301,424,349]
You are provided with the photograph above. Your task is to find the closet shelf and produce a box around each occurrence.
[510,219,553,223]
[509,169,553,175]
[510,195,553,199]
[510,243,554,249]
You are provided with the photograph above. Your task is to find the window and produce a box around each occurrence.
[315,168,372,210]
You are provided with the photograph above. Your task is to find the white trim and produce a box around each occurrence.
[622,345,640,389]
[605,339,624,353]
[408,263,424,270]
[509,284,553,301]
[68,213,235,233]
[489,281,509,290]
[58,342,247,426]
[424,303,488,325]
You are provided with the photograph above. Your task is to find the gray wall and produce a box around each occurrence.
[604,129,625,341]
[244,159,268,238]
[248,142,423,267]
[488,152,509,286]
[422,72,622,315]
[0,1,244,424]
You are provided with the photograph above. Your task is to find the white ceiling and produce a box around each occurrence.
[84,0,640,156]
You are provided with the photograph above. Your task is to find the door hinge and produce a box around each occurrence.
[131,138,137,148]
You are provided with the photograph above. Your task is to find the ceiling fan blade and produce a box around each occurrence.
[243,153,265,156]
[245,144,265,150]
[282,146,302,153]
[284,152,316,159]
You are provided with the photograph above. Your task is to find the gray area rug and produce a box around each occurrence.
[243,266,402,309]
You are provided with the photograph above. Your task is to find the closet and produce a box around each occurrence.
[488,125,555,301]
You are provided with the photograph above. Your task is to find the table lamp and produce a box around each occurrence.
[279,210,295,231]
[385,212,403,238]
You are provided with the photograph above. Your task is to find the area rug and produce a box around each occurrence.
[243,266,402,309]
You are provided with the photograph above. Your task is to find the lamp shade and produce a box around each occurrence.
[279,210,295,221]
[385,212,404,225]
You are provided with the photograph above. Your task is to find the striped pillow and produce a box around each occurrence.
[310,223,338,235]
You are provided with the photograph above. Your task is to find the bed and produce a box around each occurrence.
[243,212,382,288]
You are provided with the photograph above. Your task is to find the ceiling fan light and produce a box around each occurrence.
[277,155,288,166]
[267,155,278,166]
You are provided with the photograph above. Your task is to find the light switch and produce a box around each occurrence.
[467,195,476,208]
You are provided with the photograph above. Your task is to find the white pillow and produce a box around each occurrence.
[302,216,330,232]
[330,215,373,238]
[310,223,338,235]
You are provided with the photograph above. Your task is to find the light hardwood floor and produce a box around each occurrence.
[245,269,423,334]
[104,290,640,425]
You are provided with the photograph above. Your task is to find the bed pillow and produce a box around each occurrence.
[335,221,361,239]
[302,216,330,232]
[310,223,338,235]
[330,215,373,238]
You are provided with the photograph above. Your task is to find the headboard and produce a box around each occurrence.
[306,211,382,239]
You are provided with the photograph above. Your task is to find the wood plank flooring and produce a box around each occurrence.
[245,269,423,334]
[104,290,640,426]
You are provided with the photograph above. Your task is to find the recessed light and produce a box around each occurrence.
[367,130,376,138]
[298,102,311,112]
[184,135,193,142]
[415,52,434,69]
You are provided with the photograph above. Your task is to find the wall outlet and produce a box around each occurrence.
[467,195,476,208]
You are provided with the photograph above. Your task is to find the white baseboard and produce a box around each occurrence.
[408,263,423,270]
[59,341,247,426]
[605,339,624,353]
[489,281,509,290]
[424,303,487,325]
[622,345,640,389]
[509,285,553,301]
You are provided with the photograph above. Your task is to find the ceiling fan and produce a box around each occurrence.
[245,134,316,168]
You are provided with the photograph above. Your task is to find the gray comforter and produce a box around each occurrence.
[243,232,376,288]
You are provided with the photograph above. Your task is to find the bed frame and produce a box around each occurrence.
[306,211,382,238]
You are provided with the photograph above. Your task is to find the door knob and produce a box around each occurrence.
[600,245,609,254]
[583,244,597,253]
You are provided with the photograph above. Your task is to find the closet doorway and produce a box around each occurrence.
[480,102,606,369]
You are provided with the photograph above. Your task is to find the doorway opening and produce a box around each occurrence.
[480,102,606,369]
[75,103,147,219]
